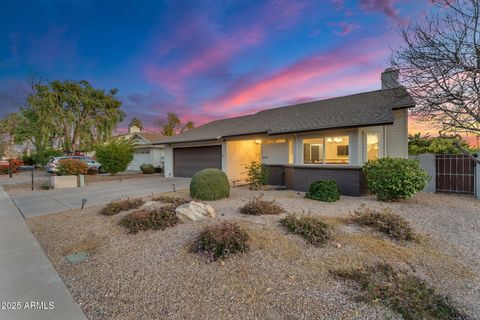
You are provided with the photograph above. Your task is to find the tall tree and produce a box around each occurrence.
[0,113,20,158]
[129,117,144,131]
[391,0,480,137]
[158,112,195,136]
[17,80,125,152]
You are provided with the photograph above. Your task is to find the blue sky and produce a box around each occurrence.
[0,0,430,129]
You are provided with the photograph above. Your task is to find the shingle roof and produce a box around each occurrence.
[136,132,167,144]
[157,87,414,144]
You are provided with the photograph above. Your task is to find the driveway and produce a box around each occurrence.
[10,176,190,218]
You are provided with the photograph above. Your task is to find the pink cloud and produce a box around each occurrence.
[331,22,360,35]
[359,0,403,23]
[202,44,388,114]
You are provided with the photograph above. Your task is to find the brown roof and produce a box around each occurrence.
[135,132,167,144]
[157,87,415,144]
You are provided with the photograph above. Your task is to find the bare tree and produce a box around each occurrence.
[391,0,480,140]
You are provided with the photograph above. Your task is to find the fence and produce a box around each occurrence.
[410,153,479,198]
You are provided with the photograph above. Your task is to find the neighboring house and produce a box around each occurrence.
[113,125,166,171]
[156,69,415,196]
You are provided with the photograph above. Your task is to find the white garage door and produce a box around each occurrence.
[128,149,151,171]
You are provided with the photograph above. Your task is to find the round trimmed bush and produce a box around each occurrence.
[190,168,230,201]
[363,157,429,202]
[140,163,155,174]
[58,158,88,176]
[305,180,340,202]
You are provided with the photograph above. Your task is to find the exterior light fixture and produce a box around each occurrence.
[254,139,262,145]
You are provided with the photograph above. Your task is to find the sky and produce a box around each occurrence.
[2,0,470,143]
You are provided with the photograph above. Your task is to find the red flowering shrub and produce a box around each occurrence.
[0,159,23,174]
[58,158,88,175]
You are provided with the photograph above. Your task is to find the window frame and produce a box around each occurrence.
[302,135,351,165]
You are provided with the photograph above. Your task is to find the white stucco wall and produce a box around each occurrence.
[386,109,409,158]
[225,140,261,182]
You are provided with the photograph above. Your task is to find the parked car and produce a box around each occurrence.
[46,156,102,173]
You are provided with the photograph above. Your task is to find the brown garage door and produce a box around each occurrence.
[174,146,222,178]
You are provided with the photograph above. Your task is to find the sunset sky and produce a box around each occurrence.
[2,0,475,145]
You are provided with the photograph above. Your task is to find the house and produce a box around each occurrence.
[113,125,166,171]
[156,69,415,196]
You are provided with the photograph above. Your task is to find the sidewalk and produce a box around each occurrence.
[0,186,86,320]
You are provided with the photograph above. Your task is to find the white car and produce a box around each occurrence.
[46,156,102,173]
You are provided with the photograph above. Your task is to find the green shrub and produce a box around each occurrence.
[140,163,155,174]
[95,140,134,175]
[280,214,332,246]
[305,180,340,202]
[99,198,145,216]
[190,168,230,200]
[32,148,64,167]
[351,205,416,241]
[22,153,35,166]
[363,157,429,201]
[120,205,179,234]
[244,161,269,190]
[152,195,190,206]
[191,221,249,261]
[40,183,50,190]
[333,263,467,320]
[58,158,88,175]
[239,196,285,215]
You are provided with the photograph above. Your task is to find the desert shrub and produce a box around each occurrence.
[40,183,51,190]
[95,140,134,175]
[305,180,340,202]
[245,161,269,190]
[363,157,429,201]
[351,205,416,241]
[191,222,249,261]
[280,214,332,246]
[0,159,23,174]
[140,163,155,174]
[99,198,145,216]
[239,196,285,215]
[58,158,88,175]
[120,205,179,233]
[190,168,230,201]
[333,263,466,320]
[152,195,190,206]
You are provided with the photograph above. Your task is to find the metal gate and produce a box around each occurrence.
[435,154,476,195]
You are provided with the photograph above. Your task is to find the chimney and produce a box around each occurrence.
[128,125,141,134]
[381,68,400,89]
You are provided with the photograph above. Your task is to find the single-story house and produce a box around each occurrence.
[156,68,415,196]
[113,126,166,171]
[127,133,166,171]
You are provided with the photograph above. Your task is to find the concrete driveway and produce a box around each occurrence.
[10,176,190,218]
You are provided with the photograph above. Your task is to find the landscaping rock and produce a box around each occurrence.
[65,251,89,264]
[175,201,215,221]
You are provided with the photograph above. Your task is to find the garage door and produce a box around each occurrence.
[174,146,222,178]
[128,149,151,171]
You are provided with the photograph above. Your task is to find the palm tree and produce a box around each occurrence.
[158,113,194,136]
[129,117,144,131]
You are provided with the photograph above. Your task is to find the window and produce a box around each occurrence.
[366,133,379,161]
[303,136,349,164]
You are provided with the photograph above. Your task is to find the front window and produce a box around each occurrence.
[303,136,349,164]
[366,133,379,161]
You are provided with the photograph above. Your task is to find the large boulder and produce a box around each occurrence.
[175,201,216,222]
[190,168,230,200]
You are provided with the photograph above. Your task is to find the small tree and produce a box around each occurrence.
[244,161,269,190]
[363,158,429,202]
[95,140,134,175]
[129,117,144,131]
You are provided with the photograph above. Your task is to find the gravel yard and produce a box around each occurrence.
[27,188,480,320]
